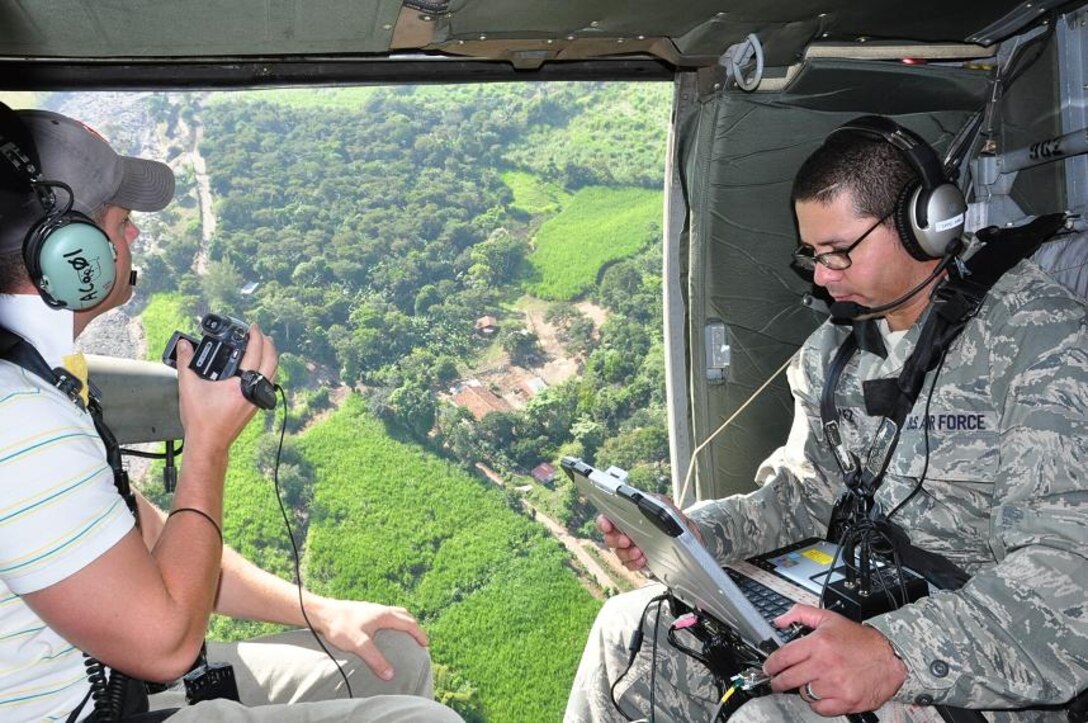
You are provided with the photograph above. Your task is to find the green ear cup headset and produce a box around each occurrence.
[0,104,117,310]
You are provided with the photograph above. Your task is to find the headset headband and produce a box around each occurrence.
[827,115,948,227]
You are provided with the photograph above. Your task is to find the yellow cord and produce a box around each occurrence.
[720,686,737,705]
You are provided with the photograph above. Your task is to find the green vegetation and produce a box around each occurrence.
[297,396,600,720]
[502,170,570,215]
[140,292,195,362]
[527,186,662,300]
[208,415,301,642]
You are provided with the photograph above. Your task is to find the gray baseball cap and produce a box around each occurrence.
[0,109,175,255]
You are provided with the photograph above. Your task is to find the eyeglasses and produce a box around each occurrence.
[793,212,892,271]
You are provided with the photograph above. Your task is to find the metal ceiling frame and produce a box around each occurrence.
[0,54,676,90]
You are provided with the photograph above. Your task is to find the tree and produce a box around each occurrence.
[501,327,543,367]
[201,257,243,311]
[598,262,642,315]
[570,418,604,459]
[162,233,200,277]
[596,426,669,471]
[388,381,437,440]
[523,390,573,442]
[560,314,596,358]
[414,284,442,315]
[433,356,460,385]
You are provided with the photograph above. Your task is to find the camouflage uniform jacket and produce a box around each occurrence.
[686,259,1088,713]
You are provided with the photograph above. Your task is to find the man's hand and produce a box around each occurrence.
[309,598,430,680]
[175,324,277,454]
[597,514,648,571]
[597,495,701,572]
[763,604,907,716]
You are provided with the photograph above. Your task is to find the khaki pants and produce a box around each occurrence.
[148,629,461,722]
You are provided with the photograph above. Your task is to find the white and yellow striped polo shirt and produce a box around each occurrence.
[0,296,134,721]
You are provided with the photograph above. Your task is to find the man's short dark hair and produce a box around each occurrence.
[792,131,918,223]
[0,252,26,294]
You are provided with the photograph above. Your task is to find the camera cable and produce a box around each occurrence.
[269,383,354,698]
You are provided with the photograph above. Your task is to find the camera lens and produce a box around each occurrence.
[205,316,221,331]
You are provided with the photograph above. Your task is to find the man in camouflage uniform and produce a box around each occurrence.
[565,119,1088,722]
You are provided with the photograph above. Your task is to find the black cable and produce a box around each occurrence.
[610,594,669,721]
[665,626,712,670]
[822,344,952,617]
[120,441,183,459]
[648,598,665,723]
[269,384,354,698]
[886,348,949,521]
[84,654,110,716]
[82,653,131,722]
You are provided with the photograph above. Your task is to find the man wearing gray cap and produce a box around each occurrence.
[0,106,461,722]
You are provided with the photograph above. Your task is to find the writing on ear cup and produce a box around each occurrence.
[23,211,117,310]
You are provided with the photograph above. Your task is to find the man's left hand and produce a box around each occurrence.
[309,598,430,681]
[763,604,907,716]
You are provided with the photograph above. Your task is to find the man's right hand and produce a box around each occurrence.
[175,323,278,454]
[597,514,648,571]
[598,496,703,572]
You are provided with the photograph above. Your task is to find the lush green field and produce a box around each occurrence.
[527,186,662,300]
[502,170,570,215]
[297,395,602,721]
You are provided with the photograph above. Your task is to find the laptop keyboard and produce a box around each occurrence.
[725,568,794,621]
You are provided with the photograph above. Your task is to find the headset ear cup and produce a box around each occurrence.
[25,212,117,310]
[915,181,967,258]
[893,182,931,261]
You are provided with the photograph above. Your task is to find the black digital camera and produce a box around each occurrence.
[163,313,248,381]
[162,312,276,410]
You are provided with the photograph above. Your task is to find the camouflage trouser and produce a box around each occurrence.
[564,584,949,723]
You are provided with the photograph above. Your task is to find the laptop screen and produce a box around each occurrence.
[760,539,841,595]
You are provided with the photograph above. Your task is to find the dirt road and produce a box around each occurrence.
[475,463,643,595]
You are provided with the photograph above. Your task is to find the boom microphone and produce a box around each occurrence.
[800,293,829,315]
[827,256,954,322]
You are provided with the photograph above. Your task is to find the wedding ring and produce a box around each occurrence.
[804,681,822,702]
